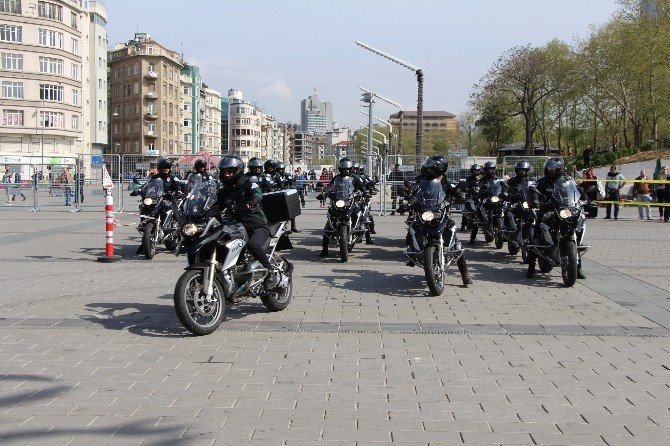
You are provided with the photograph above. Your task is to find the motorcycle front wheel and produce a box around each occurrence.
[561,240,578,287]
[143,222,157,259]
[174,269,225,335]
[339,225,349,263]
[424,246,444,296]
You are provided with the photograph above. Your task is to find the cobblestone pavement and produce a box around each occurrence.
[0,202,669,445]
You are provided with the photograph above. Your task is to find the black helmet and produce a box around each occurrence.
[543,157,564,178]
[338,157,354,174]
[470,164,481,175]
[264,159,276,172]
[276,162,286,174]
[248,157,263,168]
[352,162,360,173]
[431,155,448,174]
[421,158,444,180]
[157,158,172,171]
[514,160,531,177]
[194,159,207,171]
[218,155,245,183]
[483,161,496,176]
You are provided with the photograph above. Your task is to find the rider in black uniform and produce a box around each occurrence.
[468,161,497,245]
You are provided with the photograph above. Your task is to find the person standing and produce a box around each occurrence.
[61,167,74,206]
[317,168,329,208]
[583,146,592,168]
[656,166,668,221]
[388,163,404,215]
[604,165,625,220]
[3,169,13,205]
[294,167,307,208]
[633,169,652,220]
[11,170,27,202]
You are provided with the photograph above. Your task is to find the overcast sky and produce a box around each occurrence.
[104,0,620,128]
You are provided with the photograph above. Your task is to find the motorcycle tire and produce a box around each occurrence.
[494,232,504,249]
[521,246,529,263]
[508,242,520,256]
[173,269,225,336]
[484,233,494,243]
[261,255,293,311]
[561,240,578,287]
[164,235,177,251]
[339,225,349,263]
[538,258,553,273]
[424,246,445,296]
[143,222,157,260]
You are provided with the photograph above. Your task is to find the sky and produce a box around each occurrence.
[103,0,621,128]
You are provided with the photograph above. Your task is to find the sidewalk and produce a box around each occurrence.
[0,204,668,445]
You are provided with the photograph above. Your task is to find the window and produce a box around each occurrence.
[38,1,62,21]
[124,122,130,134]
[134,141,140,152]
[40,84,63,101]
[0,0,22,14]
[133,62,139,75]
[183,119,191,127]
[133,81,139,94]
[133,122,139,133]
[38,56,63,74]
[98,79,103,89]
[148,142,155,151]
[38,28,63,49]
[162,120,167,134]
[2,110,23,126]
[169,122,173,135]
[148,62,155,72]
[71,115,78,130]
[147,46,153,55]
[71,38,79,55]
[147,122,155,133]
[183,102,190,111]
[40,111,64,128]
[98,99,102,110]
[71,63,78,80]
[1,53,22,71]
[183,133,190,143]
[98,57,103,69]
[72,89,78,105]
[2,81,23,98]
[134,102,139,115]
[183,86,191,95]
[147,102,155,114]
[98,121,103,131]
[0,24,22,43]
[71,12,78,30]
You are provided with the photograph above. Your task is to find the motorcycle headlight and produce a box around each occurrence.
[421,211,435,222]
[522,201,529,209]
[182,223,198,236]
[490,196,500,203]
[559,208,572,219]
[335,199,346,208]
[143,198,153,206]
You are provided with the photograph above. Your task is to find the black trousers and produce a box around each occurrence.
[605,189,620,218]
[246,226,272,270]
[297,189,305,205]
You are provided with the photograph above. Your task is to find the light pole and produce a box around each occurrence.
[359,87,403,157]
[360,92,374,176]
[355,41,423,158]
[110,112,118,155]
[40,100,45,171]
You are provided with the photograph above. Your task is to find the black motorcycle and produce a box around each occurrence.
[528,180,589,287]
[475,179,507,248]
[323,190,368,262]
[173,178,293,335]
[130,177,182,259]
[405,179,465,296]
[501,181,536,260]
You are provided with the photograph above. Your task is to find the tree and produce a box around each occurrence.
[475,102,515,156]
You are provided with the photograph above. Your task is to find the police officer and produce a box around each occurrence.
[218,156,278,287]
[263,159,281,191]
[187,159,214,188]
[248,157,276,193]
[388,163,405,215]
[526,157,586,280]
[355,163,376,241]
[468,161,497,245]
[152,158,184,196]
[274,161,301,233]
[461,164,481,231]
[319,158,366,257]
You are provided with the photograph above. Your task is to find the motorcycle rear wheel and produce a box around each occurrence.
[174,269,225,335]
[561,240,578,287]
[424,246,445,296]
[508,241,520,255]
[261,255,293,311]
[143,222,157,259]
[339,225,349,263]
[538,258,553,273]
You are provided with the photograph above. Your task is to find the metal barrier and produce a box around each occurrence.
[1,162,38,210]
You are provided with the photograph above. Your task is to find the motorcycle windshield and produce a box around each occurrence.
[520,181,536,201]
[184,178,218,216]
[483,179,503,197]
[332,176,355,200]
[416,179,445,210]
[552,179,581,208]
[142,178,164,200]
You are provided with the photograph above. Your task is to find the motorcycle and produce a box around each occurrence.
[527,179,589,287]
[323,188,369,263]
[501,181,537,261]
[173,177,293,335]
[404,179,465,296]
[130,177,182,259]
[474,179,507,248]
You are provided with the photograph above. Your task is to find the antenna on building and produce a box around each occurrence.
[180,43,184,63]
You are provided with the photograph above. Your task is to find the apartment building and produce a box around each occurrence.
[227,89,263,160]
[108,32,183,156]
[201,86,221,153]
[220,96,229,154]
[87,0,107,155]
[261,115,287,162]
[1,0,91,164]
[292,132,312,166]
[388,110,458,133]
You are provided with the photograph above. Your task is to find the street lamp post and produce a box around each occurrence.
[360,92,374,177]
[359,87,403,157]
[355,41,423,158]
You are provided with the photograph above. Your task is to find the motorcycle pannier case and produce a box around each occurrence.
[262,188,302,223]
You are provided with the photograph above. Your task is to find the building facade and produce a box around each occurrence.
[87,0,107,156]
[108,32,183,156]
[201,86,221,153]
[1,0,90,165]
[261,115,287,162]
[300,91,333,135]
[389,111,458,134]
[292,132,312,166]
[179,63,199,155]
[220,96,229,154]
[227,89,263,160]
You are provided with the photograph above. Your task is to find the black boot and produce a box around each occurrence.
[457,256,472,286]
[369,217,376,234]
[319,248,328,258]
[319,235,329,257]
[365,234,374,245]
[526,255,536,278]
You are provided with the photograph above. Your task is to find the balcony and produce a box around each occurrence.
[145,112,158,120]
[144,71,158,79]
[144,130,157,138]
[144,91,158,99]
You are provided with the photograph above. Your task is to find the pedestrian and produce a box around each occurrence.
[77,167,85,203]
[327,167,334,180]
[294,167,307,208]
[11,170,27,202]
[317,168,329,207]
[633,169,652,220]
[583,145,592,168]
[604,165,625,220]
[3,168,13,206]
[656,166,668,221]
[61,167,74,206]
[388,163,404,215]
